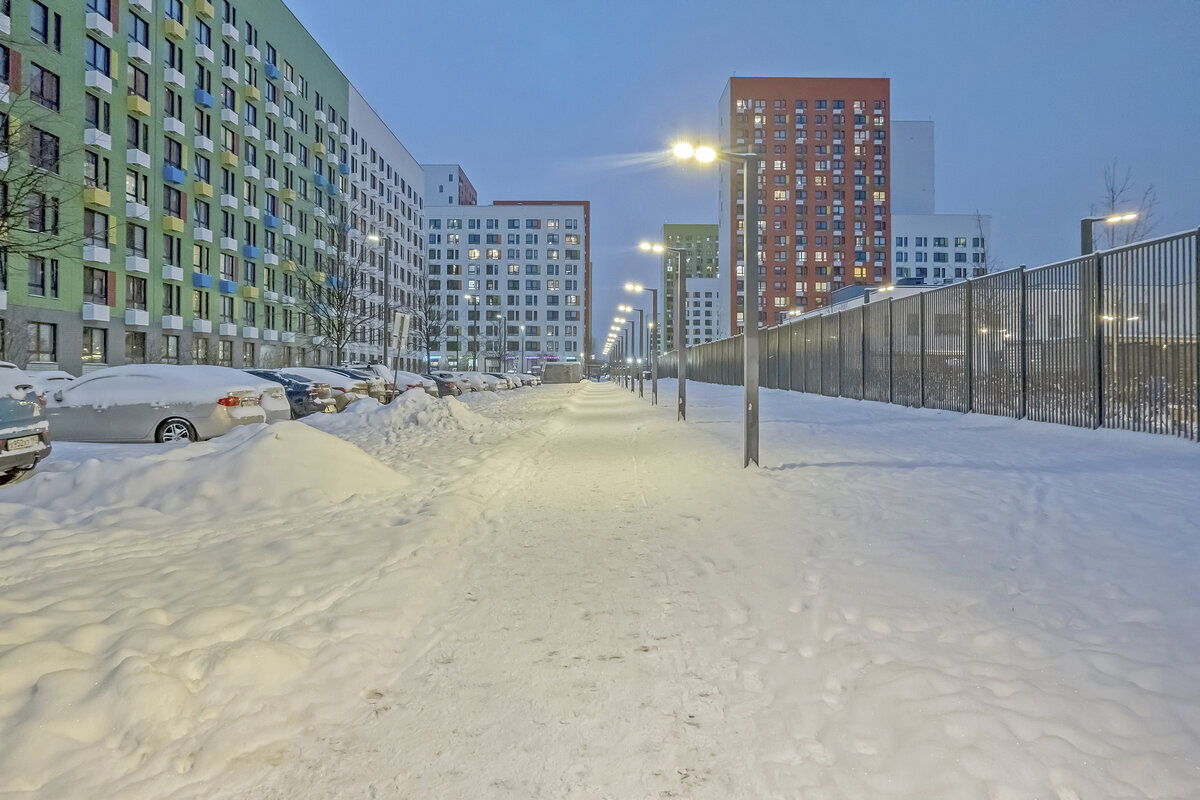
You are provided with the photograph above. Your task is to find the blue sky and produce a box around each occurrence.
[287,0,1200,347]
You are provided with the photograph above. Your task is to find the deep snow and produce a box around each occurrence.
[1,381,1197,798]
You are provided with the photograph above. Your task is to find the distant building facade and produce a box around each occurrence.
[718,77,893,335]
[422,169,590,371]
[423,164,477,207]
[661,224,719,350]
[890,121,992,285]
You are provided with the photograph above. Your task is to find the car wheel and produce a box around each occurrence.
[156,418,197,443]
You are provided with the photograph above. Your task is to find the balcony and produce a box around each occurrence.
[246,44,261,62]
[85,70,113,94]
[241,326,259,339]
[243,206,260,220]
[221,108,239,125]
[195,0,214,19]
[162,216,185,233]
[83,244,111,264]
[164,19,185,41]
[283,79,297,95]
[0,8,9,35]
[222,22,239,41]
[263,329,278,341]
[221,65,239,83]
[220,194,239,210]
[163,117,185,136]
[264,140,279,154]
[193,181,213,198]
[0,153,7,173]
[264,214,279,229]
[281,188,296,202]
[244,124,260,140]
[243,85,260,102]
[264,253,279,266]
[125,255,150,274]
[194,134,214,153]
[263,290,279,303]
[195,44,214,63]
[281,332,296,343]
[127,148,150,168]
[220,150,239,168]
[281,295,296,306]
[282,153,297,166]
[219,322,238,336]
[281,259,296,273]
[162,314,183,331]
[281,223,297,237]
[85,12,114,38]
[314,109,326,124]
[162,265,184,282]
[242,244,260,259]
[244,164,260,180]
[220,236,238,251]
[125,308,150,327]
[126,94,151,117]
[193,319,212,334]
[192,272,213,289]
[312,141,326,156]
[240,285,260,299]
[313,238,326,252]
[162,165,186,184]
[82,303,111,322]
[128,40,151,65]
[265,101,279,117]
[265,63,281,80]
[314,173,326,188]
[164,67,186,88]
[218,280,238,295]
[339,162,351,176]
[283,117,297,131]
[82,187,110,208]
[264,177,279,191]
[126,201,150,220]
[192,226,212,242]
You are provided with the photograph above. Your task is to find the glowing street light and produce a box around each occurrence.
[672,140,762,467]
[625,281,660,406]
[1081,212,1139,255]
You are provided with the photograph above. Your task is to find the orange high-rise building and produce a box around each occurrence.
[718,77,892,334]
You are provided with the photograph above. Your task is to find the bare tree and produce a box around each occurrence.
[295,211,380,365]
[1091,159,1159,249]
[974,212,1002,273]
[414,289,446,373]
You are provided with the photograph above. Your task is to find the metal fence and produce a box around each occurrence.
[657,228,1199,440]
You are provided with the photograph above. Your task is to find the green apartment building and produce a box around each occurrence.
[0,0,426,374]
[661,223,720,350]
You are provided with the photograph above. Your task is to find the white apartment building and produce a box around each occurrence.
[338,87,427,370]
[890,121,992,285]
[681,277,724,347]
[422,179,590,371]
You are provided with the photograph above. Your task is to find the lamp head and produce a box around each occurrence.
[672,142,694,159]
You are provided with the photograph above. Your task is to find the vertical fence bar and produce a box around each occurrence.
[965,278,974,413]
[1095,251,1105,429]
[888,297,895,404]
[919,291,927,408]
[1019,265,1028,419]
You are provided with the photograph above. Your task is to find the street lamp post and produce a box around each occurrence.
[638,245,688,418]
[674,142,761,467]
[466,294,480,370]
[1081,212,1138,255]
[625,282,659,405]
[619,303,645,397]
[368,232,392,375]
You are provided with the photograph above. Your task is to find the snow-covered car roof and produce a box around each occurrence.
[284,367,373,392]
[52,365,267,407]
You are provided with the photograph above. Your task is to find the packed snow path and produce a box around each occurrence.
[1,382,1198,798]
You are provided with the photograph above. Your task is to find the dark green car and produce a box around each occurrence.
[0,367,52,485]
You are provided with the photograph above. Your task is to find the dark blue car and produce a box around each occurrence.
[0,367,51,485]
[245,369,337,418]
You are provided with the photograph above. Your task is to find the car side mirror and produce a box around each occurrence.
[53,390,63,402]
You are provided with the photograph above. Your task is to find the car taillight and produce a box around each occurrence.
[37,393,46,407]
[307,387,320,398]
[217,396,240,407]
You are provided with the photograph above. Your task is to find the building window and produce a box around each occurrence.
[30,64,61,110]
[26,257,57,298]
[83,267,109,304]
[28,127,60,172]
[82,327,107,364]
[162,335,180,364]
[125,331,146,363]
[218,339,232,367]
[27,322,56,363]
[126,275,147,310]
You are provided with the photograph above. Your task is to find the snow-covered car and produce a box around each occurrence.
[283,367,373,411]
[459,371,503,391]
[44,365,272,443]
[322,366,393,403]
[0,368,51,485]
[423,374,463,397]
[391,369,439,397]
[246,369,337,418]
[484,372,520,390]
[431,371,480,393]
[24,370,77,394]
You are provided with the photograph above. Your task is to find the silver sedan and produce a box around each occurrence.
[45,365,279,443]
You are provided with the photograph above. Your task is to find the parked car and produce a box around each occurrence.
[0,369,52,485]
[43,365,274,443]
[245,369,337,418]
[283,367,372,411]
[391,369,439,397]
[25,370,77,394]
[423,374,463,397]
[321,366,394,403]
[484,372,520,390]
[459,371,503,391]
[508,372,539,387]
[431,371,480,393]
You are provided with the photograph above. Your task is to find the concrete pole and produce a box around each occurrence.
[649,287,658,406]
[672,249,687,420]
[638,307,644,398]
[742,154,760,467]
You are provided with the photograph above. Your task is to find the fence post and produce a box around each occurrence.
[1018,264,1028,419]
[888,297,895,404]
[965,277,974,413]
[860,305,868,401]
[838,312,844,397]
[919,291,927,408]
[1195,229,1200,441]
[1094,251,1104,429]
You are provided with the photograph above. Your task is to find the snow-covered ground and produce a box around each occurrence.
[1,382,1197,798]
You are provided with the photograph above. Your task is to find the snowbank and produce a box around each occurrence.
[2,421,404,518]
[303,389,489,459]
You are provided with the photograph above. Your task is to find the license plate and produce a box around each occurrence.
[6,435,37,452]
[323,405,335,413]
